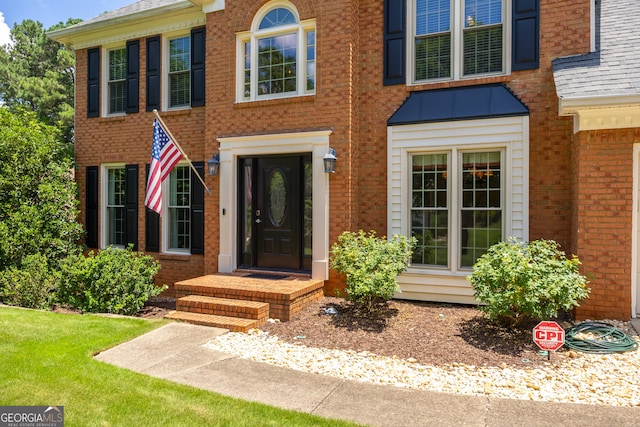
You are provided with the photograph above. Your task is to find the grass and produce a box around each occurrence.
[0,307,360,427]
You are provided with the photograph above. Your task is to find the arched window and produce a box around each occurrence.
[237,2,316,101]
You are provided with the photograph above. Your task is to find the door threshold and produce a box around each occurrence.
[234,269,312,279]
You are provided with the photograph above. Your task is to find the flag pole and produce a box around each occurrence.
[152,109,212,195]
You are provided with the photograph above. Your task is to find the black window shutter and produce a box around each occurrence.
[124,164,139,250]
[87,48,100,118]
[85,166,99,248]
[145,164,160,252]
[125,40,140,114]
[191,27,206,107]
[146,36,161,112]
[512,0,540,71]
[190,162,205,255]
[383,0,406,85]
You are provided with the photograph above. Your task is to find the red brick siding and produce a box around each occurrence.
[72,0,639,319]
[572,129,640,320]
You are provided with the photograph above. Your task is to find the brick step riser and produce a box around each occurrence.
[165,312,265,333]
[176,301,268,321]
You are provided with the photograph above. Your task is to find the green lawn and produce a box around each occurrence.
[0,307,359,427]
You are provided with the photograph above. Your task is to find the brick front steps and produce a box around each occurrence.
[166,273,324,332]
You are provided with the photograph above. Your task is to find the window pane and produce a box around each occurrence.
[108,48,126,114]
[169,166,190,250]
[259,8,297,29]
[170,72,190,107]
[463,26,503,75]
[306,31,315,92]
[109,81,125,114]
[411,154,449,267]
[304,160,312,256]
[109,48,126,80]
[244,42,251,99]
[464,0,502,28]
[170,37,190,72]
[257,33,298,96]
[415,34,451,80]
[463,0,502,76]
[415,0,450,36]
[107,168,125,246]
[460,151,502,267]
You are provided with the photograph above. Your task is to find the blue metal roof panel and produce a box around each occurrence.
[388,84,529,126]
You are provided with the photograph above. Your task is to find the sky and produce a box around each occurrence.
[0,0,135,46]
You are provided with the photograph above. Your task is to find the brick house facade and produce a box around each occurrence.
[50,0,640,320]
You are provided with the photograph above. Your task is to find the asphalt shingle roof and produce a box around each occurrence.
[553,0,640,100]
[68,0,184,29]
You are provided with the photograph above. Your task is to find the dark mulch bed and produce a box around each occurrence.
[139,295,569,367]
[259,297,567,368]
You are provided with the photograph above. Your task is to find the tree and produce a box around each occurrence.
[0,19,81,146]
[0,107,83,271]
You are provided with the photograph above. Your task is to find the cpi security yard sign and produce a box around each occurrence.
[533,321,565,352]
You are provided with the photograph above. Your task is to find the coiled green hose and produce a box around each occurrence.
[564,321,639,354]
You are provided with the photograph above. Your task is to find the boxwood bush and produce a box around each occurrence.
[58,246,166,315]
[330,230,415,312]
[468,238,590,327]
[0,253,58,310]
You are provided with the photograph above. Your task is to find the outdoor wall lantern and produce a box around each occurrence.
[323,148,337,173]
[207,152,220,176]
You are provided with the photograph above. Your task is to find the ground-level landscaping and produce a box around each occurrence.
[0,307,358,426]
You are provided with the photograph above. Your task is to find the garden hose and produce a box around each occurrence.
[564,321,638,354]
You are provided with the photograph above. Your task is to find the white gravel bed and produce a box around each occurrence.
[204,322,640,407]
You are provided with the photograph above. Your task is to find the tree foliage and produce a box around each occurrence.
[0,108,83,271]
[0,19,81,146]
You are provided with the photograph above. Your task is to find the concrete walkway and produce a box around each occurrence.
[95,322,640,427]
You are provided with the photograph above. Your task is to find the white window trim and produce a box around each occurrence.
[100,163,126,249]
[162,31,191,111]
[235,1,316,102]
[161,161,191,254]
[407,0,512,85]
[388,116,529,304]
[101,44,127,117]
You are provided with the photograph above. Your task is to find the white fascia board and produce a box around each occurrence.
[558,94,640,133]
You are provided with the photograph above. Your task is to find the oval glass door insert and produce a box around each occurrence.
[269,169,287,226]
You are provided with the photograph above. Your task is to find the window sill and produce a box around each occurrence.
[158,252,192,261]
[160,107,193,117]
[99,114,127,122]
[235,94,315,109]
[407,75,510,92]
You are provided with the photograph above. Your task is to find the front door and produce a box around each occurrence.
[238,154,311,271]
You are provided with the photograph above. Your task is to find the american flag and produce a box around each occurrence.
[144,119,183,215]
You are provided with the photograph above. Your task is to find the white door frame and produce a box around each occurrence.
[216,130,333,280]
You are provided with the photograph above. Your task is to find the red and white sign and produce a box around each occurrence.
[533,321,565,352]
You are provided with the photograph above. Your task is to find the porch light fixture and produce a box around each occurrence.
[207,152,220,176]
[323,148,337,173]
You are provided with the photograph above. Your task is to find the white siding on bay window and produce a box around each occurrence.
[387,115,529,304]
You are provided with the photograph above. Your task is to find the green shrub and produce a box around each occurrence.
[0,253,58,310]
[58,246,166,315]
[330,230,415,312]
[468,238,590,327]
